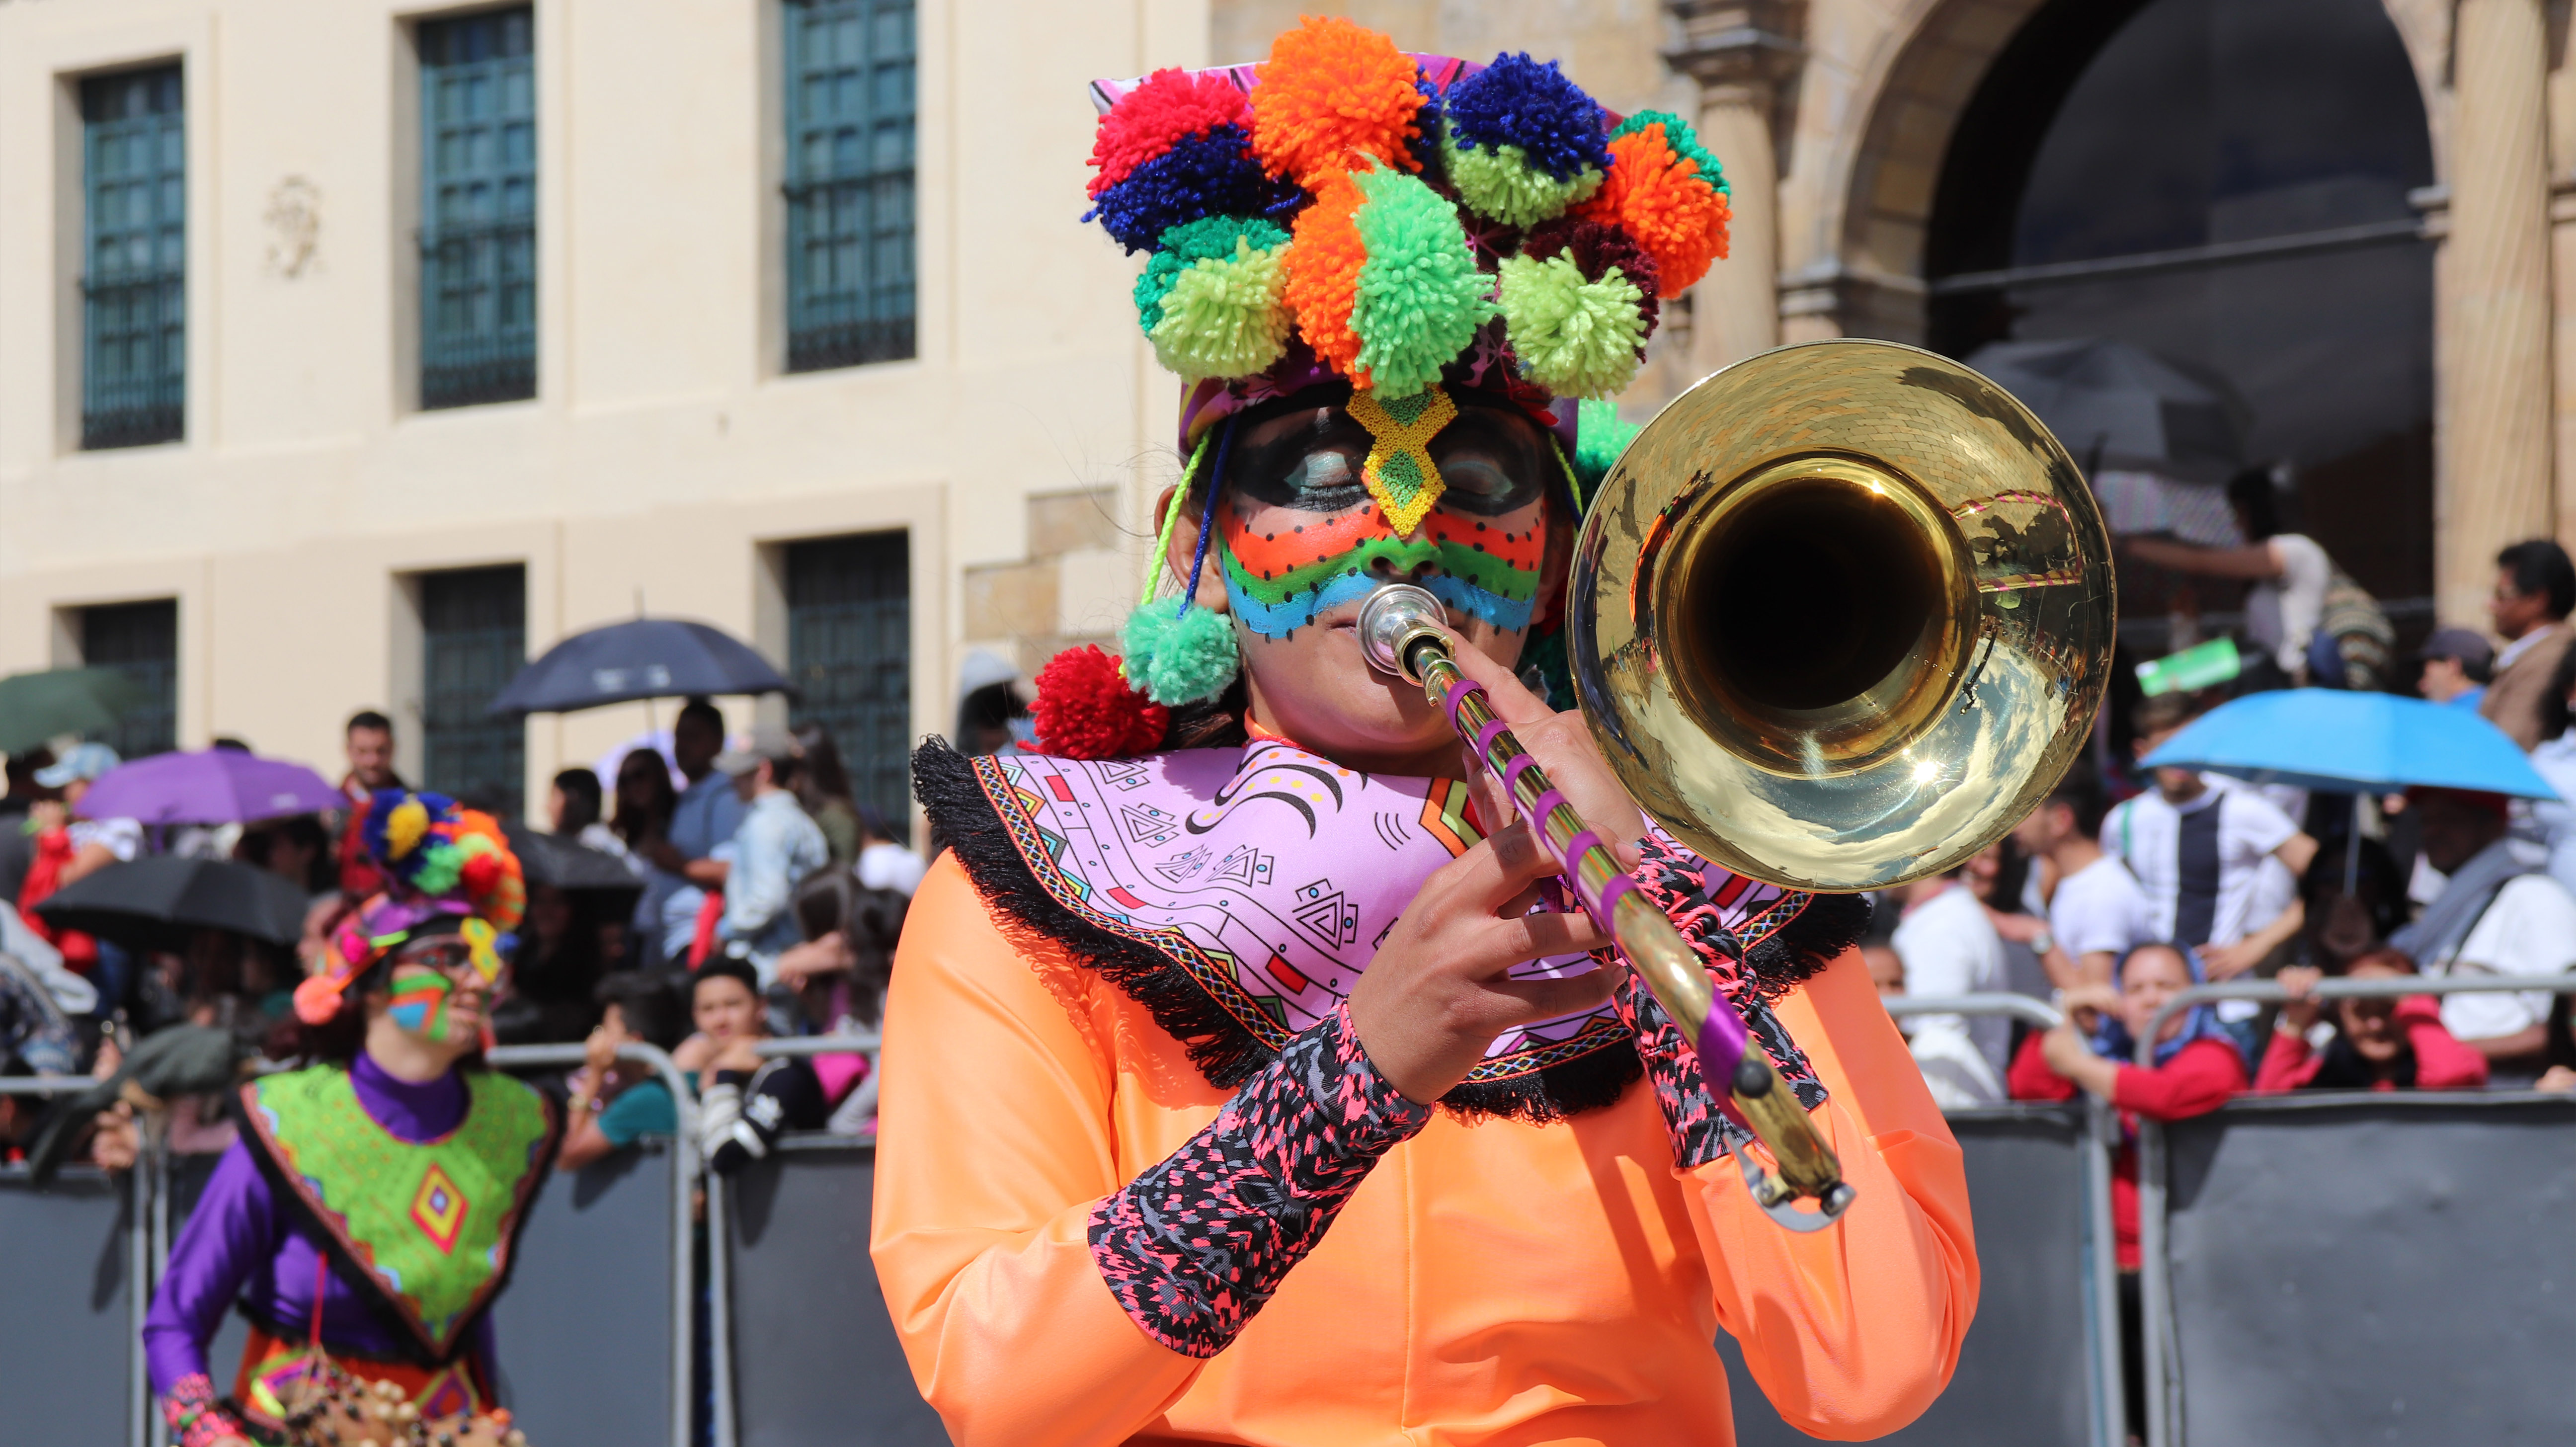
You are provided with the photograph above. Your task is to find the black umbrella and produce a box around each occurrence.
[486,618,793,716]
[502,822,646,913]
[35,856,312,952]
[1966,338,2252,484]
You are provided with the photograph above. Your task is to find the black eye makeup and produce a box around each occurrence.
[1218,394,1556,519]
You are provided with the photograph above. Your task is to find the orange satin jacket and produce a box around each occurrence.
[870,856,1977,1446]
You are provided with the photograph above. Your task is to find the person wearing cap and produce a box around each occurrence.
[713,725,830,982]
[2417,627,2494,713]
[2392,786,2576,1077]
[30,741,138,887]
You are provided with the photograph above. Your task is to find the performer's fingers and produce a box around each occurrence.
[1463,743,1516,833]
[1442,640,1643,872]
[1489,902,1613,963]
[1485,969,1619,1026]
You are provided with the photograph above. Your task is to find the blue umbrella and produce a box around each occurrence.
[2141,690,2559,800]
[486,618,794,717]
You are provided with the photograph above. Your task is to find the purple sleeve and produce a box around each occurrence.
[1085,1001,1430,1358]
[146,1140,278,1396]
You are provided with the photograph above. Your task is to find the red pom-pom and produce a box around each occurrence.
[1033,645,1170,759]
[1088,68,1253,198]
[459,851,501,897]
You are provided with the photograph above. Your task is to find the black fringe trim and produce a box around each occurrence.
[916,739,1276,1091]
[914,739,1646,1123]
[1744,891,1873,1002]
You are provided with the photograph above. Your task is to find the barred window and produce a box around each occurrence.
[80,67,185,451]
[419,565,526,814]
[81,600,178,759]
[784,0,916,371]
[786,533,911,824]
[419,9,536,409]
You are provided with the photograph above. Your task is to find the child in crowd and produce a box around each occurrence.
[676,958,825,1175]
[2255,949,2488,1092]
[558,970,688,1172]
[2010,941,2244,1440]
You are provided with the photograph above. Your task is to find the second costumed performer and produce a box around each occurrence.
[147,793,556,1447]
[875,19,1974,1446]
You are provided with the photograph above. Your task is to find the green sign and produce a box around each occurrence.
[2136,637,2242,697]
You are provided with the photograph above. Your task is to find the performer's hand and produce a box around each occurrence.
[1348,815,1618,1107]
[1438,631,1644,873]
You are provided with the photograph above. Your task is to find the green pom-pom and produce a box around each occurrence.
[1609,110,1728,195]
[1444,135,1601,229]
[409,842,464,897]
[1121,599,1241,707]
[1348,168,1499,399]
[1135,216,1292,334]
[1496,252,1648,399]
[1150,241,1291,380]
[1572,396,1640,505]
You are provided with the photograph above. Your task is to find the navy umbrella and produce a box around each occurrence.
[486,618,794,716]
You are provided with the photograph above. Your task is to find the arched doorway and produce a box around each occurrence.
[1922,0,2437,625]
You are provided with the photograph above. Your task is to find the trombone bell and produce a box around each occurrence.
[1570,339,2117,892]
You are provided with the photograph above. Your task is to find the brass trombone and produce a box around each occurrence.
[1360,338,2116,1229]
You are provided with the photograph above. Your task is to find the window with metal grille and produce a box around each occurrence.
[419,9,536,409]
[786,533,910,823]
[419,565,526,814]
[784,0,915,371]
[81,599,178,759]
[80,67,185,451]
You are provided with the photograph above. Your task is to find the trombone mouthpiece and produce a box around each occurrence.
[1358,584,1449,682]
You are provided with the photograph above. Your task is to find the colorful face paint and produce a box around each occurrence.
[387,964,459,1043]
[1220,495,1545,637]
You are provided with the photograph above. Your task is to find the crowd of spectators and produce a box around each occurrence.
[0,697,924,1172]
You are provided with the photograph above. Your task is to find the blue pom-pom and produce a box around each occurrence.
[1444,53,1611,182]
[1406,69,1446,180]
[1083,124,1297,254]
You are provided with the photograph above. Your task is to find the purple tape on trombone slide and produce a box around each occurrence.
[1693,1000,1752,1090]
[1442,677,1479,730]
[1500,750,1541,797]
[1470,714,1511,761]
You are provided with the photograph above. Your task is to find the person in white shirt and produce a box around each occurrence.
[31,743,140,885]
[1864,940,2001,1109]
[2120,469,2338,682]
[1888,870,2011,1083]
[853,804,927,897]
[2010,762,2152,989]
[2393,787,2576,1071]
[2103,695,2319,982]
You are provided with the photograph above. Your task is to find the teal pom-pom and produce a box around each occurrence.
[1151,239,1292,380]
[1444,133,1602,229]
[1121,599,1241,707]
[1348,168,1499,399]
[1496,252,1648,399]
[1135,216,1291,333]
[1572,396,1641,508]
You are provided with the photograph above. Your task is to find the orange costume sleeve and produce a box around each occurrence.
[871,855,1977,1446]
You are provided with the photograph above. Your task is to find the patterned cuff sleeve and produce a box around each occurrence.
[163,1373,246,1447]
[1611,970,1757,1169]
[1088,1001,1432,1358]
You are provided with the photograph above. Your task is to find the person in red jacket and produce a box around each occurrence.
[2010,940,2243,1440]
[2256,949,2489,1092]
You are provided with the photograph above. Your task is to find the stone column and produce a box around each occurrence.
[2440,0,2554,627]
[1666,0,1807,378]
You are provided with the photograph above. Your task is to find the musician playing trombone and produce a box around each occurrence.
[872,20,1976,1444]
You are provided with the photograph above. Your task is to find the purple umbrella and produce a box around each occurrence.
[77,748,343,825]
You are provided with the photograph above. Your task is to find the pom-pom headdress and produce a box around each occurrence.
[1068,22,1731,758]
[295,791,526,1024]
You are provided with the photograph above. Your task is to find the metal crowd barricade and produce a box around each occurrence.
[0,1074,147,1447]
[2133,973,2576,1447]
[1726,994,2120,1447]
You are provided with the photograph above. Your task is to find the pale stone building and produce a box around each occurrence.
[0,0,2553,820]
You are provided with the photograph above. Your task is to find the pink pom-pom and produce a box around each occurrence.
[1033,645,1170,759]
[1088,68,1253,198]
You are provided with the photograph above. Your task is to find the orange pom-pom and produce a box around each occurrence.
[1250,16,1425,188]
[1280,169,1371,383]
[1574,122,1731,295]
